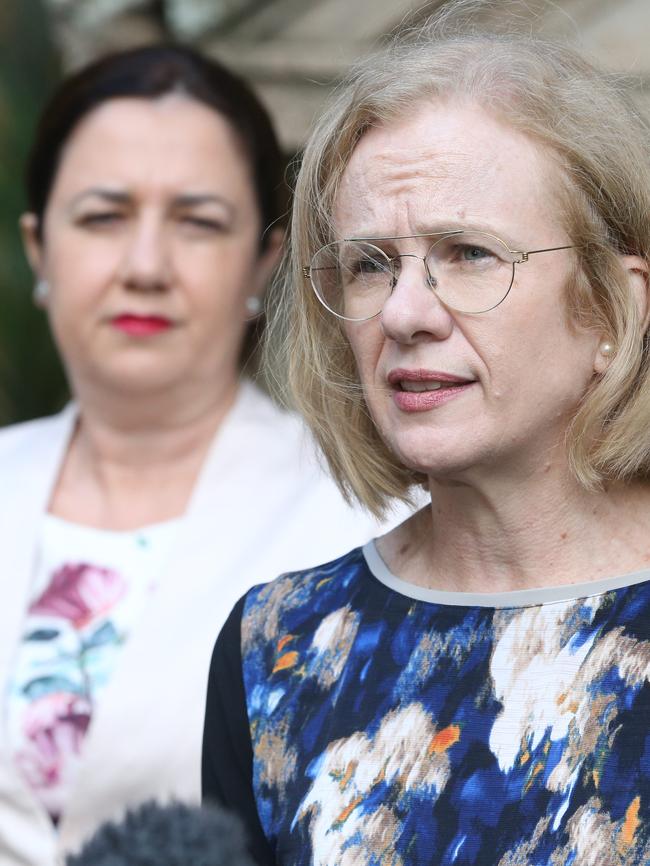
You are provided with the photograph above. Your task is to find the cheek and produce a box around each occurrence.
[345,322,384,382]
[45,236,118,308]
[187,247,256,313]
[190,278,246,327]
[490,323,596,421]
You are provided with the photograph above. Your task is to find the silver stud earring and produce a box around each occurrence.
[600,341,614,357]
[33,279,50,305]
[245,296,262,317]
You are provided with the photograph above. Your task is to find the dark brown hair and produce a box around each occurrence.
[25,43,286,248]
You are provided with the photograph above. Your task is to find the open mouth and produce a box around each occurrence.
[398,380,463,392]
[388,369,474,390]
[387,369,475,411]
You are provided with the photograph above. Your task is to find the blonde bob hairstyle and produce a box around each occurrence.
[264,8,650,518]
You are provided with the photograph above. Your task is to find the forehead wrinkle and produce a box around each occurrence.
[333,101,570,252]
[348,144,472,191]
[335,146,505,236]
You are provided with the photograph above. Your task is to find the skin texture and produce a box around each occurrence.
[335,100,650,592]
[22,95,281,529]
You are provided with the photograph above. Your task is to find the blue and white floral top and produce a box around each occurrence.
[203,541,650,865]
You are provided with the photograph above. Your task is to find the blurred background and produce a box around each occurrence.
[1,0,649,425]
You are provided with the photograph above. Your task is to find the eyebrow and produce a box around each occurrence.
[345,220,484,239]
[70,188,130,206]
[173,193,234,214]
[344,222,520,248]
[70,188,236,217]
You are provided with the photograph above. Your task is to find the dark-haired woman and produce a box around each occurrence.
[0,45,389,864]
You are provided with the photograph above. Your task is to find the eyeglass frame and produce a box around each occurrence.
[302,229,576,320]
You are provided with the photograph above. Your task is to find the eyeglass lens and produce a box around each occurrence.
[309,230,517,320]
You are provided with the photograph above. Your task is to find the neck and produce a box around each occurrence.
[51,376,241,529]
[382,455,650,594]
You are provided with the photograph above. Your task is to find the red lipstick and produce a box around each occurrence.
[387,368,476,412]
[111,314,172,336]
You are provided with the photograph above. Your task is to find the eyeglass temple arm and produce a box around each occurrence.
[303,266,340,278]
[512,244,575,263]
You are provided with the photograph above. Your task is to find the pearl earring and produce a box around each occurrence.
[600,341,614,357]
[245,296,262,317]
[33,279,50,305]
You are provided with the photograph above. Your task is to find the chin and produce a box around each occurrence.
[383,426,493,480]
[399,450,483,481]
[90,358,186,396]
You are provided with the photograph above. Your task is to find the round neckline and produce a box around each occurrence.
[44,512,182,539]
[362,539,650,609]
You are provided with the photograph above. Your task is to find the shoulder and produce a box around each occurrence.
[240,546,369,658]
[232,381,301,434]
[0,407,73,459]
[232,382,322,467]
[209,544,370,694]
[224,384,387,549]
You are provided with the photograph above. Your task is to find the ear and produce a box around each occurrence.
[593,254,650,374]
[19,213,44,277]
[250,227,284,301]
[622,253,650,331]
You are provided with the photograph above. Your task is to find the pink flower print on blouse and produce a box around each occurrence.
[29,563,126,628]
[15,692,92,817]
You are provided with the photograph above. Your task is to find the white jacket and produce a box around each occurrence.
[0,382,390,865]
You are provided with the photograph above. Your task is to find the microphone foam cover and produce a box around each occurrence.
[65,800,258,866]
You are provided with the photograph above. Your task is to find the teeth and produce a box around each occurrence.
[401,380,446,392]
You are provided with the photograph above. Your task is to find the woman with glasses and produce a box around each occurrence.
[0,45,387,865]
[203,9,650,866]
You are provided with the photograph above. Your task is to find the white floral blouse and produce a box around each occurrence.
[6,514,180,822]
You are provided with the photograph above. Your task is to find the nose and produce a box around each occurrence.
[380,254,454,344]
[119,214,171,293]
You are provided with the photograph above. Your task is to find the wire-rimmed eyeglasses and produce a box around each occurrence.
[303,229,575,321]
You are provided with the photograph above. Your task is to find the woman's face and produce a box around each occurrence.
[334,101,604,481]
[23,95,278,400]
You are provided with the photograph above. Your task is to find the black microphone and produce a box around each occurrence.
[65,800,258,866]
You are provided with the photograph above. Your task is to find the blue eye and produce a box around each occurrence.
[354,258,387,274]
[460,245,491,261]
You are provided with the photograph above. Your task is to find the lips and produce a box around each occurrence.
[387,368,476,412]
[400,380,453,392]
[111,314,173,336]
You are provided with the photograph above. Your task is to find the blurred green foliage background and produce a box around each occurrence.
[0,0,68,426]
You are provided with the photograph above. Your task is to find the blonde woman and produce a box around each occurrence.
[203,13,650,866]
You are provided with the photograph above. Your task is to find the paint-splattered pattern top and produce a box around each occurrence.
[203,543,650,866]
